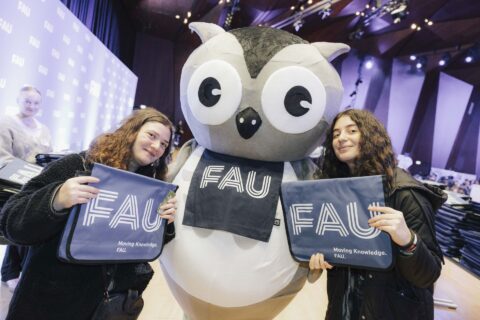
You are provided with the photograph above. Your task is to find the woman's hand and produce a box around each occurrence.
[309,253,333,271]
[158,196,176,224]
[368,206,411,247]
[53,176,100,211]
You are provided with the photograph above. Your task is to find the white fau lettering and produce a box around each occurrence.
[0,18,13,34]
[44,20,54,33]
[29,36,40,48]
[11,54,24,67]
[56,7,65,19]
[290,204,313,236]
[290,201,381,240]
[57,72,66,82]
[200,165,271,199]
[7,164,42,184]
[18,1,31,17]
[63,34,71,45]
[51,48,60,59]
[38,65,48,75]
[83,189,162,232]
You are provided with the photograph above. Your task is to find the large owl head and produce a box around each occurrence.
[180,22,349,162]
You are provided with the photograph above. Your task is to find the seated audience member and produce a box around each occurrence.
[0,86,52,292]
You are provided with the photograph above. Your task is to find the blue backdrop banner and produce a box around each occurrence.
[281,175,393,270]
[58,163,177,264]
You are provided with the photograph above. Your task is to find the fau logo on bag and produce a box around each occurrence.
[0,158,42,186]
[83,190,163,232]
[281,175,393,270]
[58,163,177,263]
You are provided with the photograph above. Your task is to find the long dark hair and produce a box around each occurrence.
[320,109,396,191]
[86,107,174,181]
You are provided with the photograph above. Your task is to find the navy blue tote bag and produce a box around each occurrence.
[281,175,393,270]
[58,163,177,264]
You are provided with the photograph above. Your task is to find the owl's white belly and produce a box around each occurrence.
[159,147,300,308]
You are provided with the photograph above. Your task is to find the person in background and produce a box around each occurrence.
[310,109,445,320]
[0,107,177,320]
[0,86,52,292]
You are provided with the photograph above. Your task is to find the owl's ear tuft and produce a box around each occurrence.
[189,22,225,43]
[311,42,350,62]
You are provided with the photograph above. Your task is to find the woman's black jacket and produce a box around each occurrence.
[325,168,446,320]
[0,153,175,320]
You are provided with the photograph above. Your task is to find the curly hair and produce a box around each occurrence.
[86,107,174,181]
[320,109,396,191]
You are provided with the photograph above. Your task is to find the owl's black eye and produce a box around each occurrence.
[284,86,311,117]
[199,77,221,107]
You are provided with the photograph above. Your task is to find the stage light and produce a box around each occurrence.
[465,55,473,63]
[175,15,180,19]
[415,56,427,70]
[187,11,191,18]
[365,58,374,70]
[438,53,451,66]
[409,55,416,61]
[410,23,417,29]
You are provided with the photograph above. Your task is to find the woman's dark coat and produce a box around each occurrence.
[0,153,174,320]
[325,168,446,320]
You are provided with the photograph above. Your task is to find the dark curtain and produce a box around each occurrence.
[60,0,135,67]
[132,33,175,119]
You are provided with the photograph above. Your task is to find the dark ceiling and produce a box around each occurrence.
[123,0,480,85]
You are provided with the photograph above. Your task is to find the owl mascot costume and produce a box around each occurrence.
[160,22,349,320]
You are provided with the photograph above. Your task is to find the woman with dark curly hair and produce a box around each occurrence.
[310,109,446,320]
[0,107,177,320]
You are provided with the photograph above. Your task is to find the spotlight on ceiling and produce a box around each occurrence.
[365,57,374,70]
[438,53,451,67]
[465,44,480,63]
[415,56,427,70]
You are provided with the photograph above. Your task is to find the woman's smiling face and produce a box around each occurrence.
[332,115,361,171]
[130,121,171,169]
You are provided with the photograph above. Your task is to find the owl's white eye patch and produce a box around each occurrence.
[261,66,326,134]
[187,59,242,125]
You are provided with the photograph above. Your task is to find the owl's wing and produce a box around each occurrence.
[166,139,198,182]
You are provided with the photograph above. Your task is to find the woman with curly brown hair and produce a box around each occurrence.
[310,109,446,320]
[0,107,177,320]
